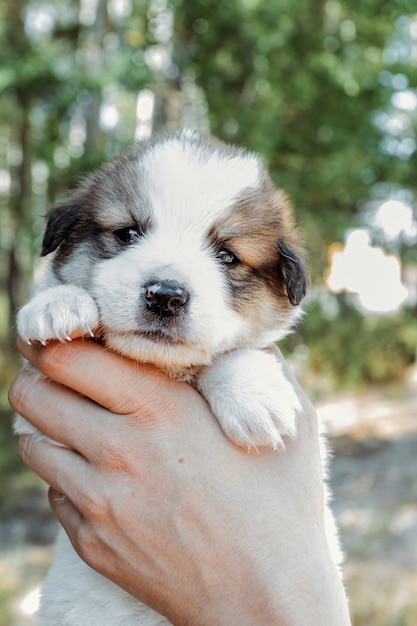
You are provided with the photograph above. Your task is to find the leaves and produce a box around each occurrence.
[0,0,416,332]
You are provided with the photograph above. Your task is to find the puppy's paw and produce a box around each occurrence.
[17,285,99,344]
[197,349,301,450]
[216,384,298,451]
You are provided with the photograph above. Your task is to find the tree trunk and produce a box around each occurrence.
[6,95,31,336]
[84,0,107,154]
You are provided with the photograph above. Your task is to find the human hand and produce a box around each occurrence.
[9,338,350,626]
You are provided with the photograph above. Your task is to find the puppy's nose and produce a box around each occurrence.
[143,280,189,317]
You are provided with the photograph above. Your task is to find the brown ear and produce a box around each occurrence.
[277,239,308,305]
[41,204,83,256]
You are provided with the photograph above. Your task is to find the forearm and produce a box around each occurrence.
[165,523,350,626]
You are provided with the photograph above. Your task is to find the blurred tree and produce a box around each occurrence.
[0,0,151,343]
[0,0,416,377]
[173,0,417,275]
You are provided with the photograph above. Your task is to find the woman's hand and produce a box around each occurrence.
[9,337,350,626]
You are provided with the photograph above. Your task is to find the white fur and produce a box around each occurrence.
[141,137,262,232]
[89,239,251,371]
[17,285,99,344]
[15,132,341,625]
[38,531,170,626]
[197,349,300,450]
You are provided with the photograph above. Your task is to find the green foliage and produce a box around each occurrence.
[0,408,21,473]
[0,345,23,506]
[284,298,417,390]
[175,0,416,234]
[1,0,416,387]
[1,1,416,281]
[167,1,417,305]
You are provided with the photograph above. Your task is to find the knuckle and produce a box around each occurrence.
[98,438,133,474]
[8,370,33,415]
[82,490,110,523]
[36,340,75,374]
[73,523,98,564]
[8,375,22,413]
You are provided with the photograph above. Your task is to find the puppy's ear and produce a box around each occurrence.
[277,239,308,306]
[41,203,83,256]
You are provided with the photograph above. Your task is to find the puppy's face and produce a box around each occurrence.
[42,133,307,371]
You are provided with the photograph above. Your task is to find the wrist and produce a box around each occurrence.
[170,528,350,626]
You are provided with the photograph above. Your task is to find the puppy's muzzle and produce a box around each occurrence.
[144,280,189,317]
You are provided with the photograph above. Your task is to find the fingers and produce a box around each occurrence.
[18,434,92,511]
[48,487,82,522]
[19,438,104,558]
[9,367,116,458]
[47,488,100,572]
[18,433,126,543]
[15,335,183,415]
[13,334,316,460]
[11,337,212,466]
[48,488,86,548]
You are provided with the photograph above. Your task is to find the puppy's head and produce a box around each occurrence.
[42,131,307,371]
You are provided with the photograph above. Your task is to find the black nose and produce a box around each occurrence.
[143,280,189,317]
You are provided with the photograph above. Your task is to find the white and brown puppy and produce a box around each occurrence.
[15,131,337,625]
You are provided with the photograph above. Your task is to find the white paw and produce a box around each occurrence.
[197,349,301,450]
[17,285,99,344]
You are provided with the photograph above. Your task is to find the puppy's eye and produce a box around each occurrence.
[217,249,239,266]
[113,227,141,245]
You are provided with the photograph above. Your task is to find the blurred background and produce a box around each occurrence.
[1,0,416,624]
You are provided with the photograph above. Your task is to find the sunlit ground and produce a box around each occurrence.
[319,365,417,626]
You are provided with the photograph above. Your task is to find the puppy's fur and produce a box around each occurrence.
[15,131,340,625]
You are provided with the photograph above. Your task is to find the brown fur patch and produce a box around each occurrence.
[207,170,307,322]
[210,173,301,258]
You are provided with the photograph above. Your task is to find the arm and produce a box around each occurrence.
[9,338,351,626]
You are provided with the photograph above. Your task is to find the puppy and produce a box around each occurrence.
[15,131,339,624]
